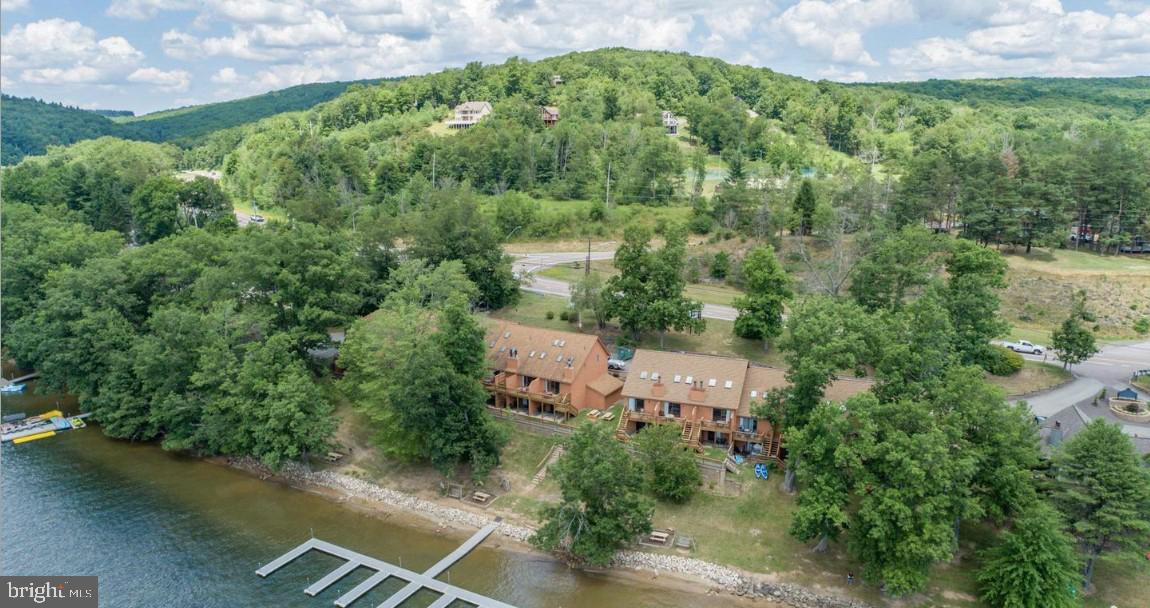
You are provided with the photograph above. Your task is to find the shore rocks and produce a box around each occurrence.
[229,457,874,608]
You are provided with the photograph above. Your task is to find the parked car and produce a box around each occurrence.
[249,214,266,224]
[1003,340,1045,355]
[607,358,627,371]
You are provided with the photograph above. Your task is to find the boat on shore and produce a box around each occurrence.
[1,383,27,394]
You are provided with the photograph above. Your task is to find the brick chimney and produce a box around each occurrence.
[652,379,666,398]
[688,379,706,402]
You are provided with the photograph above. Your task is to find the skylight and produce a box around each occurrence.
[708,378,717,387]
[640,371,648,379]
[685,376,693,384]
[724,380,733,389]
[673,374,682,383]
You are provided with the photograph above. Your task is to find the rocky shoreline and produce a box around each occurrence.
[228,457,873,608]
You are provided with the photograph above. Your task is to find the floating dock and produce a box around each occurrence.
[2,411,91,443]
[256,523,517,608]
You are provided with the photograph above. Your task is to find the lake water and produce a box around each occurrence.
[1,386,759,608]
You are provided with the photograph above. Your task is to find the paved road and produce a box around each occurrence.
[1011,341,1150,441]
[510,250,740,321]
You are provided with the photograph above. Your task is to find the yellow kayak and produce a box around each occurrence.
[13,430,56,444]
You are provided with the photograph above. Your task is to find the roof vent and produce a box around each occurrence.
[566,356,574,367]
[556,354,563,362]
[685,375,693,384]
[640,371,649,379]
[708,378,717,387]
[673,374,682,383]
[724,380,733,389]
[504,332,511,338]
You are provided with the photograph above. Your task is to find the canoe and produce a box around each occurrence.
[0,384,26,394]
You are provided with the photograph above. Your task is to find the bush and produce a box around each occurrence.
[545,310,555,320]
[1134,317,1149,335]
[688,213,713,234]
[588,204,606,222]
[984,345,1024,376]
[558,310,569,321]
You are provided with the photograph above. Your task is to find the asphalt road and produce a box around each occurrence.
[510,250,740,321]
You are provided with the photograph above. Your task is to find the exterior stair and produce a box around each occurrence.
[529,445,565,489]
[615,409,631,441]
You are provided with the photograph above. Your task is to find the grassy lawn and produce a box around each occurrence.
[232,199,287,222]
[1085,550,1150,608]
[494,421,562,478]
[1004,248,1150,275]
[539,261,745,307]
[487,292,786,367]
[988,360,1073,397]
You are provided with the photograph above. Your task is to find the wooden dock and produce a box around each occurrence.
[256,523,514,608]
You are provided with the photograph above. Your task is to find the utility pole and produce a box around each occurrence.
[605,161,611,210]
[586,238,591,277]
[431,152,437,188]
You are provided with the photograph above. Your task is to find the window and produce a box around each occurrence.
[546,380,561,394]
[737,417,758,433]
[521,375,534,389]
[664,402,681,417]
[712,409,730,423]
[628,398,644,412]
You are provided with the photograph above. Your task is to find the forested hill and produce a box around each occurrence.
[1,79,382,165]
[858,76,1150,116]
[0,96,120,165]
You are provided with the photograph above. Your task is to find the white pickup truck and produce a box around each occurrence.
[1002,340,1045,355]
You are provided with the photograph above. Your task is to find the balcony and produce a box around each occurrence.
[733,429,765,443]
[700,418,733,433]
[628,410,660,424]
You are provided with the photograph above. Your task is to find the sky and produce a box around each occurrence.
[1,0,1148,114]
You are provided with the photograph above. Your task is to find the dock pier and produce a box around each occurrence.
[256,523,515,608]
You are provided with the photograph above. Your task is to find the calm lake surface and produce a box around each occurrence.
[1,386,756,608]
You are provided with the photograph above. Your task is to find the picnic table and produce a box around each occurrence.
[472,491,492,503]
[325,452,345,462]
[648,530,670,544]
[601,412,615,421]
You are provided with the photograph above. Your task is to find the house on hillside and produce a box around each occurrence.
[618,350,870,464]
[483,322,622,421]
[541,106,560,127]
[551,74,564,86]
[447,101,492,129]
[661,110,679,135]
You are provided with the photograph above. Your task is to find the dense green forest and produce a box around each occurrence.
[3,48,1148,605]
[857,76,1150,116]
[1,79,381,165]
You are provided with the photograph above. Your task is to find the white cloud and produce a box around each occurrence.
[128,67,192,91]
[817,66,868,82]
[210,66,240,84]
[1,0,30,12]
[889,6,1150,78]
[107,0,198,20]
[770,0,915,66]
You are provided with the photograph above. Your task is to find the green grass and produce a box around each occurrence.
[1085,550,1150,608]
[1005,247,1150,274]
[233,199,287,222]
[538,261,745,306]
[988,360,1072,397]
[495,421,562,478]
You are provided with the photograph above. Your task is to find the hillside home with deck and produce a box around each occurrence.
[483,322,622,421]
[661,110,679,135]
[448,101,492,128]
[617,350,870,464]
[541,106,560,127]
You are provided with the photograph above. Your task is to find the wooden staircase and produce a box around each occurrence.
[615,409,631,441]
[529,444,566,489]
[680,421,702,452]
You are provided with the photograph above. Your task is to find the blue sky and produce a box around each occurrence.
[2,1,1148,114]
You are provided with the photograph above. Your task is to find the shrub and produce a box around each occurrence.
[1134,317,1149,335]
[558,310,569,321]
[588,204,606,222]
[984,345,1024,376]
[545,310,555,320]
[688,213,713,234]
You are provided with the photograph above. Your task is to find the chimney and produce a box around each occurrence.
[688,379,706,402]
[506,348,519,371]
[652,378,666,398]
